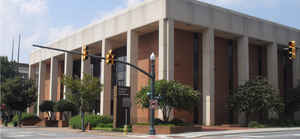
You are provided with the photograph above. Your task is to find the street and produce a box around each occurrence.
[0,126,135,139]
[195,131,300,139]
[1,126,300,139]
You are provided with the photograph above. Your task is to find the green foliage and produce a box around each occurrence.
[248,121,265,128]
[53,99,76,113]
[285,86,300,115]
[0,56,18,82]
[69,114,112,129]
[228,77,285,123]
[135,80,201,122]
[62,74,102,112]
[39,101,55,112]
[12,113,40,125]
[1,77,37,111]
[39,100,55,120]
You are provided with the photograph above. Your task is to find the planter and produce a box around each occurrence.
[132,125,202,134]
[39,119,58,127]
[58,120,68,127]
[21,119,41,126]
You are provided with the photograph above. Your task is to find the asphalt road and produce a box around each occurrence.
[196,131,300,139]
[0,127,134,139]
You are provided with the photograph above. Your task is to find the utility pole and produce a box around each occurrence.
[11,38,14,61]
[17,34,21,64]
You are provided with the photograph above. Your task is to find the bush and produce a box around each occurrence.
[248,121,265,128]
[39,101,55,112]
[12,113,40,125]
[39,100,55,120]
[54,100,76,113]
[228,77,284,123]
[69,114,112,129]
[153,118,186,126]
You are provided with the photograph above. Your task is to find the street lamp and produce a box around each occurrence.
[149,52,156,135]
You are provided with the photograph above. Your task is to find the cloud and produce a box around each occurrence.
[47,25,76,43]
[20,0,48,15]
[0,0,77,63]
[0,0,49,63]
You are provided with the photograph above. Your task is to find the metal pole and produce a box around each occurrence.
[11,38,14,61]
[81,97,85,132]
[149,58,156,135]
[17,34,21,64]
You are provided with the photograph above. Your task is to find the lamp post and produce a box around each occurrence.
[149,52,156,135]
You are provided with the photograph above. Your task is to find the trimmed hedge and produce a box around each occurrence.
[69,114,112,129]
[12,113,40,125]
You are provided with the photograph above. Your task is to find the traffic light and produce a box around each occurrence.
[105,49,115,64]
[288,41,296,61]
[82,45,88,61]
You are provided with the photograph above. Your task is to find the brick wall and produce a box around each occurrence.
[249,44,267,80]
[136,31,159,123]
[173,29,202,123]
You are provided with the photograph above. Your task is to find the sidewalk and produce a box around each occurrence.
[127,127,300,138]
[166,127,300,138]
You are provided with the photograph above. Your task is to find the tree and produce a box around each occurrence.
[285,85,300,120]
[1,77,37,126]
[0,77,37,112]
[39,101,55,120]
[228,77,284,123]
[54,99,77,121]
[62,74,102,113]
[135,80,201,122]
[0,56,18,83]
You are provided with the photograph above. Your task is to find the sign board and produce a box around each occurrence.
[122,97,131,108]
[150,99,158,109]
[113,86,131,128]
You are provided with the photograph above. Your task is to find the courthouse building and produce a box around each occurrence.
[29,0,300,125]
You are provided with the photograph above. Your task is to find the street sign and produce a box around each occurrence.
[150,100,158,109]
[122,97,131,108]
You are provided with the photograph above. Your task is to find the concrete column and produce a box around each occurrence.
[49,57,58,101]
[28,64,36,80]
[28,65,36,113]
[81,47,91,79]
[64,53,73,99]
[158,18,174,80]
[294,48,300,88]
[237,36,249,124]
[237,36,250,85]
[202,28,215,126]
[100,39,112,116]
[126,29,139,123]
[37,61,46,116]
[267,42,279,89]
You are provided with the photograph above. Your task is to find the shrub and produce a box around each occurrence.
[39,100,55,120]
[248,121,265,128]
[69,114,112,129]
[228,77,284,123]
[136,80,201,122]
[12,113,40,125]
[54,100,76,113]
[54,100,77,120]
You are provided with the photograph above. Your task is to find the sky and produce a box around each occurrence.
[0,0,299,63]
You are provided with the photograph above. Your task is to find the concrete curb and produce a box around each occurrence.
[168,127,300,138]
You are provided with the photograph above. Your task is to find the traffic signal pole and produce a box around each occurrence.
[32,44,152,78]
[32,44,156,134]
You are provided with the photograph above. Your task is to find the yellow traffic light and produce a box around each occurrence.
[105,49,115,64]
[82,45,88,61]
[288,41,296,61]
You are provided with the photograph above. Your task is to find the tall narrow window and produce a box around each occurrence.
[193,33,199,124]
